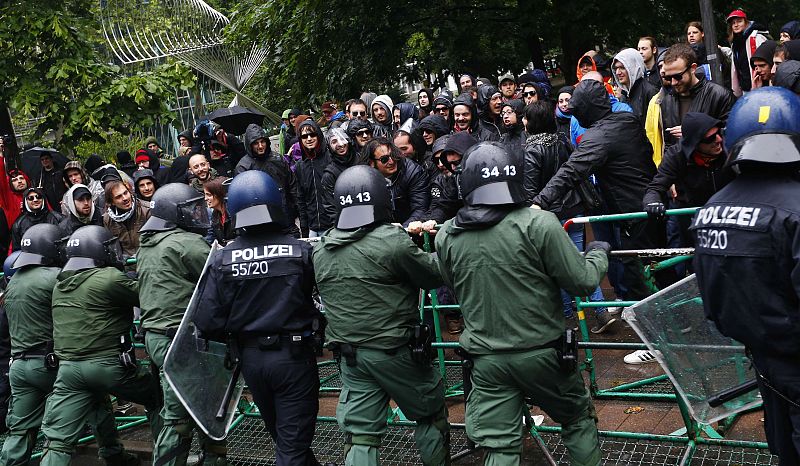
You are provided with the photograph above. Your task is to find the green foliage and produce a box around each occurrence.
[0,0,196,154]
[74,132,147,165]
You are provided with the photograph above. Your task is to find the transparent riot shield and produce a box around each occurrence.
[622,274,760,424]
[163,243,244,440]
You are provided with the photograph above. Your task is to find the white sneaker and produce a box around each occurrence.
[606,298,624,315]
[624,350,660,365]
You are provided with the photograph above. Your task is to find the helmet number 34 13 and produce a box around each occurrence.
[481,165,516,178]
[340,191,371,205]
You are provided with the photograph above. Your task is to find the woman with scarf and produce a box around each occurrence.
[10,187,60,251]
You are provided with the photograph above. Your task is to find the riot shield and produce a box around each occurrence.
[163,243,244,440]
[622,274,760,424]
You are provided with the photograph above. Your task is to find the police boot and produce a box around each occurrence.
[104,450,141,466]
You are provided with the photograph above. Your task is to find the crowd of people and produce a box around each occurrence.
[0,7,796,466]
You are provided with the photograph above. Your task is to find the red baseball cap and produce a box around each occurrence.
[726,9,747,22]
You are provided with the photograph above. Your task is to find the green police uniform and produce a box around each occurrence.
[314,224,449,466]
[1,266,125,465]
[39,267,160,466]
[435,207,608,466]
[138,230,227,465]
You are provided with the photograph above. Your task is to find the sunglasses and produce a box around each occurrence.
[300,133,318,140]
[371,154,397,164]
[356,129,371,137]
[433,107,448,114]
[700,129,721,144]
[422,129,436,135]
[27,194,42,201]
[351,111,366,117]
[523,90,537,97]
[663,66,691,82]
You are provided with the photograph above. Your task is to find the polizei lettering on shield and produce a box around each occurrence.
[693,205,761,228]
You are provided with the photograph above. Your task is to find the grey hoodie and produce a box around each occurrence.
[612,48,647,94]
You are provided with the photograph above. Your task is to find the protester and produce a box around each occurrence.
[612,48,659,123]
[58,184,104,237]
[11,187,60,251]
[203,176,234,245]
[555,86,575,144]
[780,20,800,43]
[417,87,434,118]
[102,180,150,257]
[133,169,159,206]
[726,9,770,96]
[296,119,332,237]
[320,127,359,231]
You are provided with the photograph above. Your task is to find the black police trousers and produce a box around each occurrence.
[751,351,800,466]
[240,344,320,466]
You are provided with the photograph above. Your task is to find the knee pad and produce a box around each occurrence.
[344,433,381,458]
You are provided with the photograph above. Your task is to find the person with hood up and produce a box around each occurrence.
[116,151,137,178]
[237,123,301,236]
[371,94,394,138]
[361,137,429,227]
[5,169,30,227]
[392,102,419,135]
[285,114,311,173]
[320,127,359,230]
[177,129,193,149]
[569,71,634,147]
[60,160,104,217]
[555,86,575,144]
[133,169,159,206]
[135,148,171,186]
[36,152,65,213]
[499,99,526,159]
[576,51,614,94]
[145,136,171,161]
[58,184,104,237]
[750,40,778,88]
[612,48,660,124]
[775,59,800,94]
[780,20,800,43]
[296,119,332,237]
[476,85,502,140]
[417,87,434,119]
[452,92,498,142]
[102,180,151,258]
[393,119,427,167]
[11,187,60,250]
[431,91,454,123]
[726,9,770,96]
[346,118,374,151]
[416,114,450,175]
[208,139,235,178]
[533,79,657,302]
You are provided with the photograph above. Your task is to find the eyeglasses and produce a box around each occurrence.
[351,111,366,117]
[663,66,691,83]
[300,133,318,140]
[700,129,721,144]
[371,154,397,164]
[500,110,515,117]
[27,194,41,201]
[523,90,537,97]
[356,129,371,137]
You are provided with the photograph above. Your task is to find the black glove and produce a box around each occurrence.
[645,202,666,220]
[585,241,612,257]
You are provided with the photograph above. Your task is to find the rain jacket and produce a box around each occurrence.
[575,51,615,95]
[392,102,419,135]
[313,224,443,349]
[295,120,332,233]
[534,80,656,215]
[435,207,607,355]
[51,267,139,360]
[475,85,501,140]
[612,48,659,124]
[137,229,210,331]
[3,169,28,229]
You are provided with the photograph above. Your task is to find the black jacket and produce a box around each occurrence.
[209,208,236,245]
[427,172,461,224]
[620,78,659,126]
[660,78,736,148]
[319,149,357,230]
[692,173,800,356]
[37,168,66,213]
[238,124,301,236]
[295,120,332,232]
[58,209,104,237]
[11,198,61,251]
[533,80,656,215]
[476,86,502,141]
[453,93,498,142]
[524,133,582,220]
[499,124,527,162]
[387,158,430,227]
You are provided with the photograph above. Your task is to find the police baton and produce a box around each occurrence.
[706,379,759,408]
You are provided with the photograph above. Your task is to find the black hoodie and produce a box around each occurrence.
[236,123,301,235]
[452,93,498,142]
[476,85,502,139]
[319,147,357,230]
[534,79,656,215]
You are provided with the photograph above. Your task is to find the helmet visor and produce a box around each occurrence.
[337,205,376,230]
[727,133,800,166]
[464,181,525,206]
[177,196,211,230]
[234,204,288,229]
[13,251,46,269]
[104,236,125,266]
[63,257,103,272]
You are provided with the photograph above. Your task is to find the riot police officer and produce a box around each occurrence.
[136,183,229,465]
[435,142,609,466]
[193,170,326,466]
[692,87,800,465]
[38,225,159,465]
[313,165,449,466]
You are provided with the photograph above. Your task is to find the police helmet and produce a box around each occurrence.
[3,251,22,282]
[333,165,391,230]
[227,170,287,229]
[458,142,525,206]
[140,183,210,234]
[725,87,800,169]
[62,225,125,272]
[13,223,63,269]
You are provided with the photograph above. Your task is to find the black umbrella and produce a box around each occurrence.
[206,106,265,134]
[20,147,68,183]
